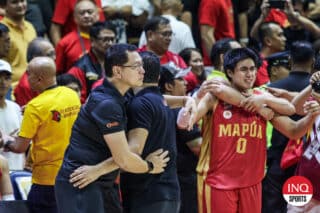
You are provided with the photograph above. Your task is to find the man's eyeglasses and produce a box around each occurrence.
[119,63,144,70]
[155,31,174,38]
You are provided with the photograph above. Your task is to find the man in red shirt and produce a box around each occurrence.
[194,47,320,213]
[55,0,99,74]
[139,16,187,69]
[68,21,116,103]
[254,21,286,86]
[50,0,104,47]
[198,0,235,65]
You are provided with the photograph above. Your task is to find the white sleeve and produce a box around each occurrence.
[138,31,147,48]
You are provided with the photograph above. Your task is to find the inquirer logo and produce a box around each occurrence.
[282,176,313,206]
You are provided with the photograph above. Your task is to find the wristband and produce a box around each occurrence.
[146,160,154,173]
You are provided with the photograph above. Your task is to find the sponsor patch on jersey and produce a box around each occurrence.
[106,121,120,128]
[223,110,232,119]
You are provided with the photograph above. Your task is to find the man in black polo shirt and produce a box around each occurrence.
[262,41,314,213]
[120,51,181,213]
[159,62,202,213]
[55,44,169,213]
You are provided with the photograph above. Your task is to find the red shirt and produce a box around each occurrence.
[56,31,91,74]
[254,57,270,87]
[201,99,267,190]
[52,0,105,37]
[184,71,201,93]
[92,78,103,89]
[14,71,39,106]
[199,0,235,65]
[68,50,103,103]
[138,46,187,68]
[265,9,290,28]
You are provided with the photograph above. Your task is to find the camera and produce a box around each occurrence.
[269,0,286,10]
[312,81,320,93]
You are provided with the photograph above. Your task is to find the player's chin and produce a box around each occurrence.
[134,80,144,87]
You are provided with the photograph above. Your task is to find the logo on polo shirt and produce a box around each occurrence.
[51,110,61,122]
[106,121,120,128]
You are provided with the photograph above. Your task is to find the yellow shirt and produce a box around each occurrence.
[1,17,36,89]
[207,69,227,80]
[19,86,81,185]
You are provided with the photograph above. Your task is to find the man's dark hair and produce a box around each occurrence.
[258,22,281,44]
[139,51,160,84]
[90,21,116,39]
[26,37,51,62]
[57,73,82,90]
[158,69,175,94]
[290,41,314,64]
[224,47,261,80]
[104,43,137,77]
[0,23,9,37]
[210,38,237,68]
[143,16,170,36]
[0,0,6,7]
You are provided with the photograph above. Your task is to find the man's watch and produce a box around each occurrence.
[146,160,154,173]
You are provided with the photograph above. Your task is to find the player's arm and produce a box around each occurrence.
[195,93,216,123]
[104,131,152,173]
[266,87,298,101]
[0,133,31,154]
[270,100,320,139]
[50,23,62,47]
[291,85,312,115]
[200,25,215,57]
[249,0,269,40]
[70,131,169,189]
[260,93,296,115]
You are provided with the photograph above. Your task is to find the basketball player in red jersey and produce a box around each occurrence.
[194,47,320,213]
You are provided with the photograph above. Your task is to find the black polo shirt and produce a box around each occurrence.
[267,71,311,176]
[120,86,180,208]
[56,78,127,187]
[174,108,200,175]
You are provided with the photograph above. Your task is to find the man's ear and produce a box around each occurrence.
[226,69,233,79]
[146,30,154,42]
[165,82,174,92]
[264,36,272,47]
[112,66,122,78]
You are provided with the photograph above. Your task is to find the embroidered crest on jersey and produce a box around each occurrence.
[223,110,232,119]
[106,121,119,128]
[51,110,61,122]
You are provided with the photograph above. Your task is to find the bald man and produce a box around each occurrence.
[0,56,81,213]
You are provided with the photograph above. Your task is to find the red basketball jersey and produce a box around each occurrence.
[200,100,267,190]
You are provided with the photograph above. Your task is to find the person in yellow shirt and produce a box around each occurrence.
[0,0,37,89]
[0,57,81,213]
